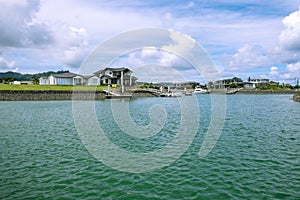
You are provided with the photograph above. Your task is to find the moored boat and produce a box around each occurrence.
[194,86,209,94]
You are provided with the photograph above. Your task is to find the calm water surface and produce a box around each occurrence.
[0,95,299,199]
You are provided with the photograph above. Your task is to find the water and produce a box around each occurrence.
[0,95,299,199]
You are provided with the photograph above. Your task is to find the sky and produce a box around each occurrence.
[0,0,300,84]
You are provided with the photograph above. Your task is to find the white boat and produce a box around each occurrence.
[194,86,209,94]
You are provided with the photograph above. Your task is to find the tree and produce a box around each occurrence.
[1,77,16,84]
[229,83,238,88]
[31,77,39,85]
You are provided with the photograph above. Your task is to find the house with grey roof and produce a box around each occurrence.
[38,67,136,86]
[93,67,137,86]
[39,72,100,86]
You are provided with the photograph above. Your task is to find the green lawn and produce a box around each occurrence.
[0,84,108,91]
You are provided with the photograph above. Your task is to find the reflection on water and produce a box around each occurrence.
[0,95,299,199]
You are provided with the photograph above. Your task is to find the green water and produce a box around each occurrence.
[0,95,299,199]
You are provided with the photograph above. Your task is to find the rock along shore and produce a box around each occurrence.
[0,89,299,101]
[0,90,159,101]
[236,89,298,94]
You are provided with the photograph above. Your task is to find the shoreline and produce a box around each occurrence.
[0,89,298,101]
[236,89,298,94]
[0,89,159,101]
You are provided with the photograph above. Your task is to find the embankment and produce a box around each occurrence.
[0,90,106,101]
[0,90,159,101]
[236,89,298,94]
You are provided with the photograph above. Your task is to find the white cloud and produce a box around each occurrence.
[0,56,17,71]
[279,7,300,51]
[183,2,195,9]
[0,0,53,47]
[141,47,160,59]
[228,44,270,71]
[286,62,300,73]
[269,62,300,81]
[162,29,195,56]
[269,66,279,77]
[162,12,174,28]
[57,26,89,68]
[134,64,186,83]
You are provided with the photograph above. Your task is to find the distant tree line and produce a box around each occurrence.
[0,70,69,84]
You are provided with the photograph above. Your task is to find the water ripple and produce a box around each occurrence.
[0,96,299,199]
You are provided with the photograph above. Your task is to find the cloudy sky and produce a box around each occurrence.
[0,0,300,84]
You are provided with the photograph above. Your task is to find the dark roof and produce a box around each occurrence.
[100,74,115,78]
[51,72,78,78]
[94,67,132,74]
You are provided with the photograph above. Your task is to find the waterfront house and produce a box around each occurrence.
[243,82,256,89]
[93,67,137,86]
[10,81,33,85]
[213,77,243,89]
[38,68,136,86]
[47,72,81,85]
[243,78,270,89]
[82,75,101,86]
[39,76,49,85]
[249,78,269,87]
[39,73,101,86]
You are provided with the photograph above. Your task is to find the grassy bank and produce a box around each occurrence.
[0,84,107,91]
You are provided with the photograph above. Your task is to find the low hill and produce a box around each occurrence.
[0,70,70,83]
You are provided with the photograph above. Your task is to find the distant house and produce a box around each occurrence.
[10,81,33,85]
[243,78,270,89]
[47,72,81,85]
[243,82,256,89]
[82,75,100,86]
[39,77,49,85]
[213,77,243,89]
[93,67,137,86]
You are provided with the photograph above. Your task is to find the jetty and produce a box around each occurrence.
[103,89,132,99]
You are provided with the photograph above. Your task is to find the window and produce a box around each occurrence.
[92,78,98,84]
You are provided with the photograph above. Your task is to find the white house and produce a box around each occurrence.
[38,68,136,86]
[243,78,270,89]
[48,72,79,85]
[10,81,33,85]
[39,77,49,85]
[243,82,256,89]
[83,75,100,86]
[39,72,100,86]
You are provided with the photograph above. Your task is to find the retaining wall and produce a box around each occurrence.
[0,90,158,101]
[237,89,297,94]
[0,90,106,101]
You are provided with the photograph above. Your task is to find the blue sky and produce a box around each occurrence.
[0,0,300,84]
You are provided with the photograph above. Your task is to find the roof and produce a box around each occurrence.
[51,72,78,78]
[100,74,114,78]
[81,75,99,79]
[94,67,132,74]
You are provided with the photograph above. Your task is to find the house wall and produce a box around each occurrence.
[49,76,55,85]
[56,78,73,85]
[244,83,256,89]
[39,78,49,85]
[104,70,113,76]
[86,76,100,85]
[73,76,84,85]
